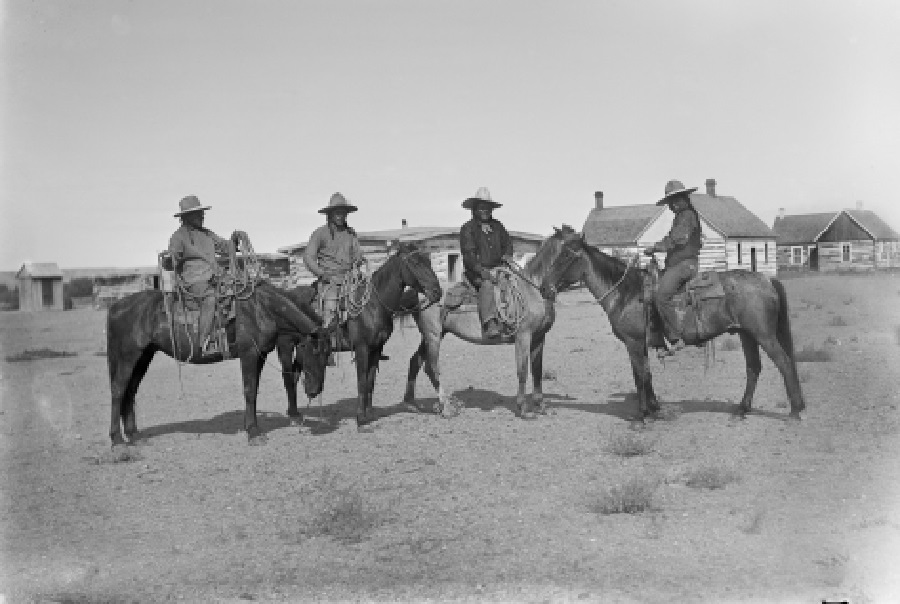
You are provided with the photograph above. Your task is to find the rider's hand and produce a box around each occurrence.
[501,254,514,265]
[480,268,494,283]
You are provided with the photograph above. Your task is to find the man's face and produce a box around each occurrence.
[184,210,205,228]
[668,196,689,213]
[328,209,349,226]
[475,203,493,221]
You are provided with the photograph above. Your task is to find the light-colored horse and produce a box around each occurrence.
[402,232,566,418]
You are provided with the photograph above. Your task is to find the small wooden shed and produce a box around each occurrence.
[16,262,64,311]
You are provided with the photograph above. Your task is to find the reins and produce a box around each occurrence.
[595,254,640,304]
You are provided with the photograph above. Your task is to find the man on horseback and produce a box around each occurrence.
[303,192,387,362]
[460,187,514,339]
[168,195,239,356]
[643,180,703,348]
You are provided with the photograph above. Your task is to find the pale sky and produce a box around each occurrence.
[2,0,899,269]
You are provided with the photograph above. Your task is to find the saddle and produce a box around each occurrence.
[158,252,238,359]
[442,268,522,336]
[643,263,729,345]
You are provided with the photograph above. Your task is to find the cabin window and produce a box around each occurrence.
[737,242,742,265]
[880,242,888,260]
[791,247,802,265]
[842,243,851,262]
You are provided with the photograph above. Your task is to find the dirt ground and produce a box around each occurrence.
[2,274,899,603]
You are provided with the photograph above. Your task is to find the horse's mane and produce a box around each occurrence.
[578,238,643,294]
[524,224,576,279]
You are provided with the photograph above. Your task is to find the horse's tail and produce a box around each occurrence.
[772,277,797,365]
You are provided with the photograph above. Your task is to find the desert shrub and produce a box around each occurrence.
[829,315,848,326]
[795,344,833,363]
[296,467,389,544]
[5,348,77,362]
[719,336,741,351]
[682,465,740,489]
[824,335,839,346]
[604,431,655,457]
[542,368,557,380]
[588,476,659,514]
[741,506,767,535]
[843,296,854,305]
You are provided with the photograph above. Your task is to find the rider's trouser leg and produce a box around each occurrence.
[654,259,697,341]
[187,280,217,347]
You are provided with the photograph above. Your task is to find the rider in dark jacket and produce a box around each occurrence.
[644,180,703,346]
[460,187,514,339]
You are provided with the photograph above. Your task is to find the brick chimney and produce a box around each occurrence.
[856,201,864,211]
[594,191,603,210]
[778,207,785,220]
[705,178,717,197]
[401,219,408,228]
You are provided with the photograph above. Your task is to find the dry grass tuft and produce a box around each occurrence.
[604,431,655,457]
[541,368,558,380]
[829,315,848,327]
[5,348,77,362]
[682,465,740,490]
[588,476,660,515]
[795,344,833,363]
[295,467,391,544]
[741,506,767,534]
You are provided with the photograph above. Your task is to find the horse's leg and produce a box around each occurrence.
[530,332,548,415]
[122,348,155,442]
[109,349,144,446]
[240,353,267,445]
[626,340,656,420]
[756,334,805,420]
[514,331,534,419]
[365,349,381,422]
[355,345,375,432]
[736,331,762,417]
[277,340,302,426]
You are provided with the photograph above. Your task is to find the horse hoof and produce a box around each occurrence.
[787,412,802,422]
[247,432,268,446]
[357,423,376,433]
[402,402,421,414]
[289,416,303,427]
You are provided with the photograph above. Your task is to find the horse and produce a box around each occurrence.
[106,282,331,446]
[284,243,443,432]
[402,230,566,419]
[538,226,805,422]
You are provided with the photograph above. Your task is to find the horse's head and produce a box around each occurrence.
[294,328,332,399]
[392,242,442,304]
[538,225,586,300]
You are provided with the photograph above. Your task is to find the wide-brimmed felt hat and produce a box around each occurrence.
[318,192,358,214]
[174,195,211,217]
[656,180,698,206]
[462,186,502,210]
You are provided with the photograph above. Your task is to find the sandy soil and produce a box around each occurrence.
[1,274,899,603]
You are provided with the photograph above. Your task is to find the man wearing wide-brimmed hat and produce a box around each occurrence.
[460,187,514,339]
[303,192,367,359]
[643,180,703,347]
[168,195,236,356]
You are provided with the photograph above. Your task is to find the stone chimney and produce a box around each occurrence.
[856,201,864,211]
[594,191,603,210]
[401,218,408,228]
[705,178,717,197]
[778,207,785,220]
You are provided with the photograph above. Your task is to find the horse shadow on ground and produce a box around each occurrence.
[498,390,794,423]
[138,395,428,441]
[447,388,579,415]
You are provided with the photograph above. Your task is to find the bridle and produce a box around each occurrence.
[544,242,638,304]
[371,250,440,315]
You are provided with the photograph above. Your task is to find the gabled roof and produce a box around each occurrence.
[583,205,665,246]
[774,209,900,244]
[278,226,545,254]
[583,193,775,246]
[844,209,900,240]
[16,262,63,279]
[773,213,834,245]
[690,195,776,238]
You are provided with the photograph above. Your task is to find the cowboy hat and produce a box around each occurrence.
[656,180,698,206]
[461,186,502,210]
[174,195,211,217]
[318,192,358,214]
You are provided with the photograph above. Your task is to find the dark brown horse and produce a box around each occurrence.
[107,282,331,446]
[285,243,442,432]
[539,226,805,421]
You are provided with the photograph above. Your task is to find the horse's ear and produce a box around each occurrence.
[553,226,561,236]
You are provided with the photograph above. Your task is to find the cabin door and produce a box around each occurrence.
[447,253,460,282]
[809,247,819,271]
[41,279,54,307]
[750,248,757,272]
